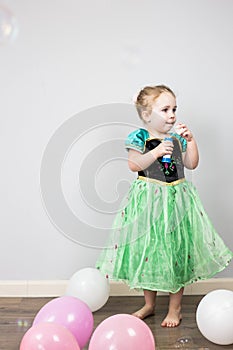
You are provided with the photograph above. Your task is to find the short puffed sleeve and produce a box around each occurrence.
[125,128,149,153]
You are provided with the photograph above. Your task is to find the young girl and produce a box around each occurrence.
[96,85,233,327]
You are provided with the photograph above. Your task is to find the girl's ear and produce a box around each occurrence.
[141,110,151,124]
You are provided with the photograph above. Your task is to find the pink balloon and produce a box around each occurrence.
[88,314,156,350]
[33,296,93,349]
[20,322,80,350]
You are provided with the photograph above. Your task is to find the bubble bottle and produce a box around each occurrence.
[162,137,173,163]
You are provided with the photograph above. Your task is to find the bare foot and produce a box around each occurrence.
[132,305,155,320]
[161,309,182,328]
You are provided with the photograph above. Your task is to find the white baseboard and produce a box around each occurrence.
[0,278,232,297]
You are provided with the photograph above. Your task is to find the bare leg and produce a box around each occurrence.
[132,289,157,319]
[161,287,184,327]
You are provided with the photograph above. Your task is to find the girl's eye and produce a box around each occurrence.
[161,107,177,113]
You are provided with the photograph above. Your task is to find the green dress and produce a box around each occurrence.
[96,128,233,293]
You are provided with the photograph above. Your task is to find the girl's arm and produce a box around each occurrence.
[128,139,174,172]
[178,123,199,170]
[183,138,199,169]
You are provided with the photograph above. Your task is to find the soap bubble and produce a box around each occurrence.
[0,5,18,44]
[174,336,194,348]
[172,336,209,349]
[17,319,29,328]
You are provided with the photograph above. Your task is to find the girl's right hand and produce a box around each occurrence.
[152,140,174,159]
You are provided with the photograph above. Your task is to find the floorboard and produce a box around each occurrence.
[0,296,232,349]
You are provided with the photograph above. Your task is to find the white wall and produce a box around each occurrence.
[1,0,232,280]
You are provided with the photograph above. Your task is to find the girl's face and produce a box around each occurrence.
[145,92,177,134]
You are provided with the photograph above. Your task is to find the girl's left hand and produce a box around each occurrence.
[176,123,193,142]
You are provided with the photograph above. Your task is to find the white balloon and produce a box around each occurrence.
[66,267,110,312]
[196,289,233,345]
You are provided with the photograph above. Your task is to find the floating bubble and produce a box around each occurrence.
[0,5,18,45]
[17,320,23,327]
[170,336,209,349]
[174,336,194,348]
[17,319,29,328]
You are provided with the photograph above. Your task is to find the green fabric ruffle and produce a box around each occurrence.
[96,179,233,293]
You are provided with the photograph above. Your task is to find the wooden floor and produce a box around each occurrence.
[0,296,232,350]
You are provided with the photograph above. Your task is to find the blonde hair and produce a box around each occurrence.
[135,85,176,119]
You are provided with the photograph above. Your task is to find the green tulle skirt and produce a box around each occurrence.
[96,178,233,293]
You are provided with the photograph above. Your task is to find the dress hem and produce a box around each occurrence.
[104,258,233,294]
